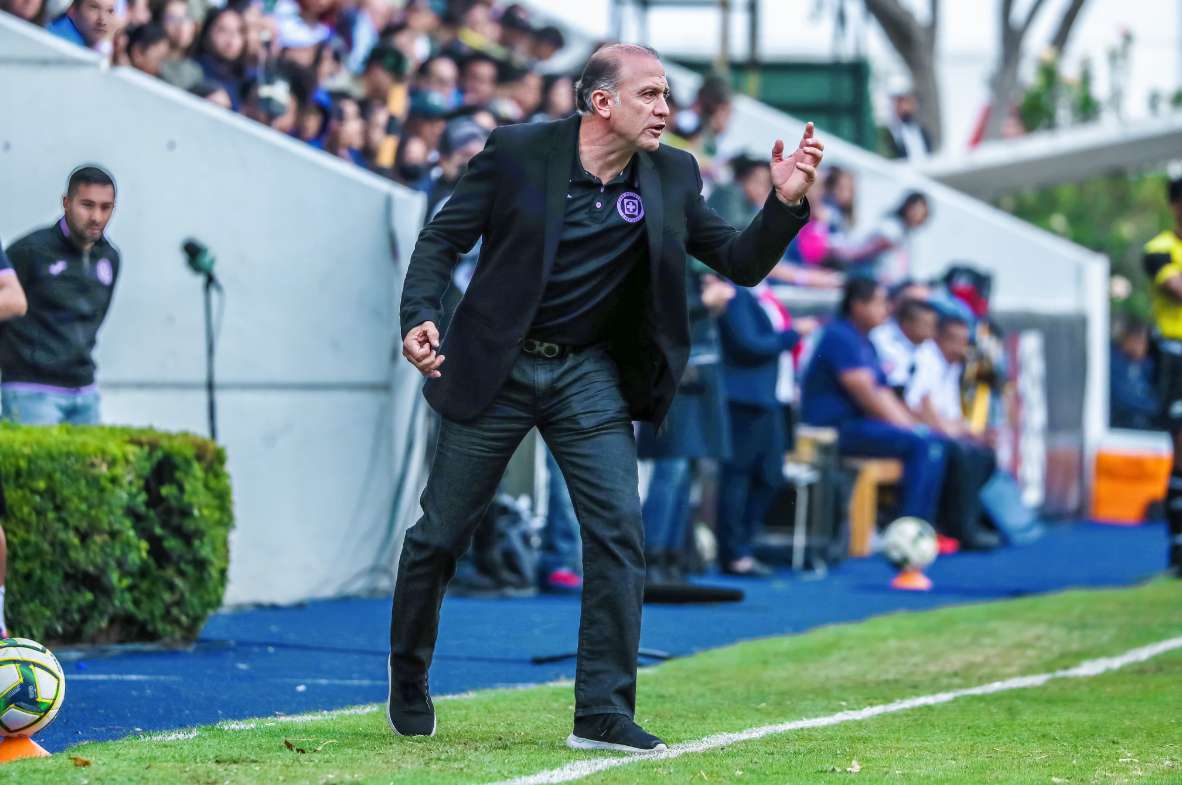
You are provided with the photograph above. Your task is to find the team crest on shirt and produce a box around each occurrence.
[96,258,114,286]
[616,192,644,223]
[48,260,67,277]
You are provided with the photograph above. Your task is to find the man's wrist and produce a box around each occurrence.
[774,188,803,207]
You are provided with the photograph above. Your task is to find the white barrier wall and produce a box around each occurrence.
[0,16,427,605]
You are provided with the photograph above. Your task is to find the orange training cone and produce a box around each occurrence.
[890,568,933,592]
[0,736,50,762]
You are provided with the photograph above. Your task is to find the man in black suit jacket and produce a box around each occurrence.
[390,43,823,752]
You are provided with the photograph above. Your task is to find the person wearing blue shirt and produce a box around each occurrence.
[47,0,116,51]
[800,277,946,523]
[1110,321,1159,431]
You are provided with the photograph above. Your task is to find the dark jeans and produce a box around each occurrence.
[642,458,692,557]
[837,418,947,522]
[937,438,996,539]
[390,346,644,718]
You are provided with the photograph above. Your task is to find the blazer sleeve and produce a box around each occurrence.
[684,154,810,287]
[399,129,501,338]
[718,293,799,365]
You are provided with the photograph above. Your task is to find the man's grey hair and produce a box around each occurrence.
[574,43,661,115]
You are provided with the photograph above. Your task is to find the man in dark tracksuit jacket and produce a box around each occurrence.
[0,166,120,425]
[391,44,823,751]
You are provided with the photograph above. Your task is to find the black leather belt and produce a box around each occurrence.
[522,338,569,359]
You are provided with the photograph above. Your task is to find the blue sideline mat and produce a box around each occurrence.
[37,521,1169,750]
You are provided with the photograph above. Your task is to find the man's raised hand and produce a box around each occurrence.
[770,121,825,206]
[403,321,444,378]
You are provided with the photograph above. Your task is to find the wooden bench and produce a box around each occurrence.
[792,426,904,558]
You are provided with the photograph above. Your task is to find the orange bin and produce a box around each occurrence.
[1091,431,1173,525]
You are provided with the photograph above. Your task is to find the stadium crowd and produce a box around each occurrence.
[2,0,1013,595]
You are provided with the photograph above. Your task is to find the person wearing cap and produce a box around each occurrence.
[881,77,933,160]
[425,118,490,218]
[391,43,821,752]
[0,166,120,426]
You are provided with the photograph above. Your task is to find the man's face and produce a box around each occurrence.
[937,323,971,364]
[62,183,116,244]
[894,94,917,121]
[854,286,889,330]
[421,58,458,96]
[462,61,497,105]
[160,0,195,50]
[130,38,170,76]
[596,53,669,153]
[71,0,117,46]
[5,0,43,22]
[1121,331,1148,361]
[739,167,771,208]
[900,308,936,345]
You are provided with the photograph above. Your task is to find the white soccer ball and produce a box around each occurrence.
[881,517,938,571]
[0,638,66,736]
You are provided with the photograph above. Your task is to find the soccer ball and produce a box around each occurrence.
[0,638,66,736]
[881,517,939,571]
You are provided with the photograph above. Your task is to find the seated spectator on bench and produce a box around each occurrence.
[906,314,1000,550]
[716,281,817,577]
[871,295,937,397]
[800,278,946,525]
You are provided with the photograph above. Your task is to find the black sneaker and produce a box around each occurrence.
[386,657,436,737]
[567,714,667,753]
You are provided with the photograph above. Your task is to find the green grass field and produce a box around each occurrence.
[6,579,1180,785]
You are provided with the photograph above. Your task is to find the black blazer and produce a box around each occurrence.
[399,114,809,424]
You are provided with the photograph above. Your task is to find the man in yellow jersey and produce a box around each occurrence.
[1143,176,1182,577]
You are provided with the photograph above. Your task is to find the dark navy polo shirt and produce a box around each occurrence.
[800,317,886,426]
[528,154,647,346]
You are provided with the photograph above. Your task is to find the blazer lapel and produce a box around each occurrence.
[541,114,580,280]
[636,151,664,298]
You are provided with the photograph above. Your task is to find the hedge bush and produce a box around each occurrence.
[0,424,233,644]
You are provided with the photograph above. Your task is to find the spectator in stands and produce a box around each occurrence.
[881,78,933,160]
[47,0,117,53]
[800,278,946,525]
[906,313,1000,550]
[323,93,367,165]
[531,24,564,63]
[194,6,250,110]
[706,154,768,231]
[403,87,449,149]
[192,79,234,110]
[460,51,499,107]
[425,117,489,218]
[534,74,575,122]
[153,0,202,90]
[2,0,47,26]
[503,66,543,119]
[716,281,817,576]
[1110,319,1159,431]
[638,268,735,584]
[497,3,533,59]
[845,191,930,284]
[870,295,937,396]
[127,22,171,78]
[297,89,331,147]
[0,166,120,426]
[415,54,461,109]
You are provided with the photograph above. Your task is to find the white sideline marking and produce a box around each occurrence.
[479,635,1182,785]
[140,730,198,742]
